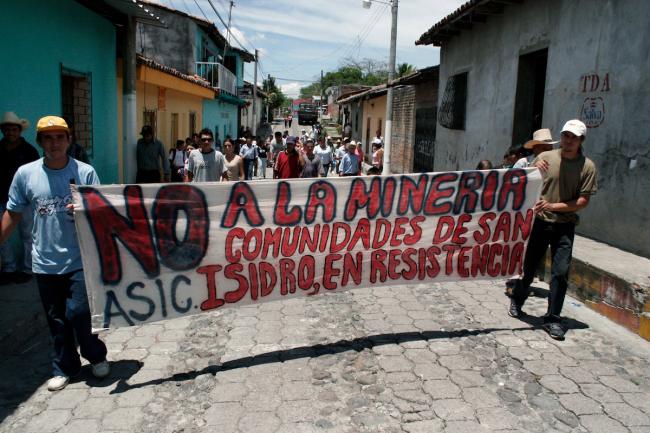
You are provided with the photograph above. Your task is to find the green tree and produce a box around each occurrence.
[397,63,416,78]
[262,76,287,114]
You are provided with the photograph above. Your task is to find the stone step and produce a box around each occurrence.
[543,235,650,340]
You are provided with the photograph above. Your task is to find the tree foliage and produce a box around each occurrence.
[298,57,392,98]
[397,63,416,78]
[262,76,288,113]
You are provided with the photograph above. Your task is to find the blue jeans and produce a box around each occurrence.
[36,270,107,377]
[243,158,255,180]
[512,219,575,323]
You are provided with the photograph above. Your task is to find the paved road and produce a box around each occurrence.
[2,279,649,433]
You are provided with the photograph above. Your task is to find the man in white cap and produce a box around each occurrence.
[513,128,558,168]
[0,112,40,284]
[1,116,109,390]
[509,119,597,340]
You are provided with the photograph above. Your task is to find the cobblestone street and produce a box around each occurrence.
[2,279,650,433]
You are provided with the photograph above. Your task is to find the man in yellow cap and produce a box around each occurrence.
[0,112,40,284]
[0,116,109,391]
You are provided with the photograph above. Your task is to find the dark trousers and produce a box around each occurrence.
[171,166,184,182]
[512,218,575,323]
[136,169,160,183]
[243,158,255,180]
[36,270,107,377]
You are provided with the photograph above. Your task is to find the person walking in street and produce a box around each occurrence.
[257,139,269,179]
[136,125,170,183]
[339,141,360,176]
[334,139,346,174]
[169,140,187,182]
[300,129,309,144]
[301,139,322,178]
[343,122,352,140]
[239,136,258,180]
[314,136,333,177]
[287,114,293,128]
[513,128,558,168]
[371,139,384,172]
[270,131,285,168]
[223,139,244,181]
[1,116,109,391]
[274,136,303,179]
[0,112,39,285]
[509,120,597,340]
[185,128,227,182]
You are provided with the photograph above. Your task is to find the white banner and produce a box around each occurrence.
[72,168,542,330]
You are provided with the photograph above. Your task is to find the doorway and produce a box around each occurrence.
[512,48,548,147]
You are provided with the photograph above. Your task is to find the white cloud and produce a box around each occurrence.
[280,82,301,98]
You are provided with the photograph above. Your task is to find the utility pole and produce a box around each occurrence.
[223,0,234,62]
[252,49,258,135]
[320,69,324,122]
[267,74,271,122]
[123,16,137,183]
[382,0,398,175]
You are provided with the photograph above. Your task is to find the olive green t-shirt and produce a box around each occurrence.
[533,149,597,224]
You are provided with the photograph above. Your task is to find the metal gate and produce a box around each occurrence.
[413,107,437,172]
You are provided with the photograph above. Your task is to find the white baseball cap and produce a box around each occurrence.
[561,119,587,137]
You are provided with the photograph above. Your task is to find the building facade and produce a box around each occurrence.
[417,0,650,257]
[1,0,122,183]
[137,1,253,145]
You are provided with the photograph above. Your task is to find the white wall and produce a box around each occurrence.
[435,0,650,257]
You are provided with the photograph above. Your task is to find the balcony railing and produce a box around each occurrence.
[195,62,237,96]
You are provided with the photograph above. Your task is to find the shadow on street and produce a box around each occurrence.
[112,319,589,394]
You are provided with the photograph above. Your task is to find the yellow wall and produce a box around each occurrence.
[136,80,206,152]
[116,62,215,182]
[360,95,387,160]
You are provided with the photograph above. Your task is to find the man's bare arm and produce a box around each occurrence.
[534,195,591,214]
[0,210,22,245]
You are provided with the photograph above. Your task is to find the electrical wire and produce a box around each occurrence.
[192,0,210,21]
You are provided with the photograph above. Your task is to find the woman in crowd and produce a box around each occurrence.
[223,139,244,181]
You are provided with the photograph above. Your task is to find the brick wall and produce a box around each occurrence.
[390,85,416,173]
[62,74,93,155]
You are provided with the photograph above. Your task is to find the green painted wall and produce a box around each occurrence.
[203,99,239,143]
[0,0,119,183]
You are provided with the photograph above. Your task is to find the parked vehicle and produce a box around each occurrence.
[298,103,318,126]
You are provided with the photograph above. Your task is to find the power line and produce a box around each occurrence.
[273,76,320,83]
[192,0,210,21]
[204,0,253,54]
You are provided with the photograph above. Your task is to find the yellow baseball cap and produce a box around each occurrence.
[36,116,69,133]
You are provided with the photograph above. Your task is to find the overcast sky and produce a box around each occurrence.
[150,0,465,97]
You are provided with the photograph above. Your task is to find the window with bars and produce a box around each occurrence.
[143,109,157,136]
[438,72,468,130]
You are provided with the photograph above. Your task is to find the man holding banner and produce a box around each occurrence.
[0,116,109,391]
[509,119,597,340]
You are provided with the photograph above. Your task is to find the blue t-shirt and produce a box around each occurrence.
[7,157,100,274]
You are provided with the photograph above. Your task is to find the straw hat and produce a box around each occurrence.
[523,128,558,149]
[1,112,30,131]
